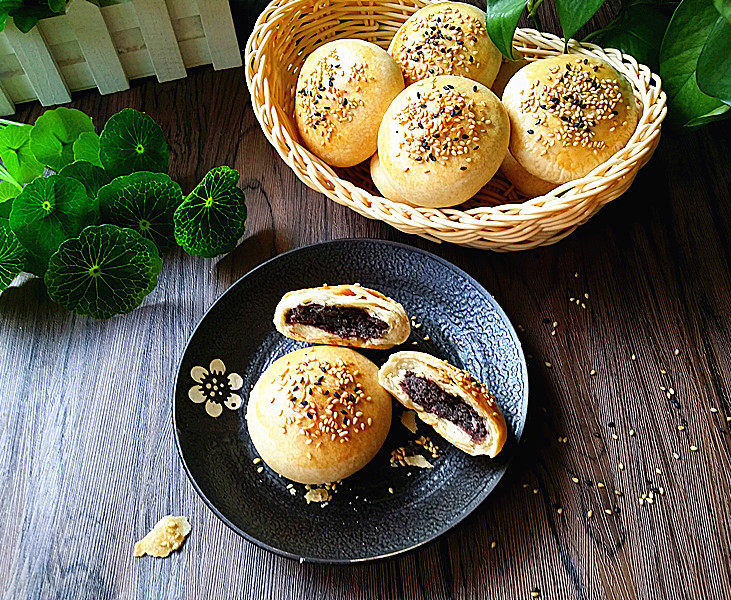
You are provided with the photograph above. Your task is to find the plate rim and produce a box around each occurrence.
[172,238,529,564]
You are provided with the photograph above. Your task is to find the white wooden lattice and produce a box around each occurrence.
[0,0,242,115]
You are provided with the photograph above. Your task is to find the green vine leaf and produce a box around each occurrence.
[555,0,605,44]
[30,107,95,172]
[660,0,730,126]
[45,224,163,319]
[485,0,527,60]
[99,108,168,178]
[8,175,98,274]
[713,0,731,24]
[98,171,183,252]
[73,131,102,167]
[585,3,669,71]
[0,221,26,292]
[696,16,731,103]
[173,166,247,258]
[58,161,112,199]
[0,124,44,184]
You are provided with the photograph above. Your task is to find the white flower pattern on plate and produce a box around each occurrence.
[188,358,243,417]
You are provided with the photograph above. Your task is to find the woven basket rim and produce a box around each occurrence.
[244,0,667,249]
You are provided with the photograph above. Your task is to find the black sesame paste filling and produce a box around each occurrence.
[285,304,389,340]
[400,371,487,441]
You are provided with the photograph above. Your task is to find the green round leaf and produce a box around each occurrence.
[72,131,102,167]
[98,171,183,252]
[45,224,163,319]
[30,107,95,172]
[9,175,98,274]
[59,161,112,199]
[173,166,247,258]
[0,197,13,222]
[0,222,26,291]
[0,180,18,204]
[0,124,44,184]
[99,108,168,178]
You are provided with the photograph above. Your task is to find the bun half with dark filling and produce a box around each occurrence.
[274,284,410,350]
[378,351,507,457]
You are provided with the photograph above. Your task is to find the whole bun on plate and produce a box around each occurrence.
[294,39,404,167]
[502,54,641,184]
[388,2,501,87]
[373,75,509,208]
[246,346,392,484]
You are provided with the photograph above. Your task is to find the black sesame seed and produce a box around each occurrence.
[460,166,467,170]
[527,129,534,134]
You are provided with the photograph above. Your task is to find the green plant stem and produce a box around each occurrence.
[0,164,22,191]
[527,0,544,30]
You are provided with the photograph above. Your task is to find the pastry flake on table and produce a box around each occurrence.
[133,515,191,558]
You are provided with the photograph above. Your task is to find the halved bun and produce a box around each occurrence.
[274,284,410,349]
[378,351,507,457]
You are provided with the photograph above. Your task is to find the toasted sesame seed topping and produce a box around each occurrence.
[518,58,626,150]
[297,49,368,144]
[391,7,486,84]
[394,80,490,169]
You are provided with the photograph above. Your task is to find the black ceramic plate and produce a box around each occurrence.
[174,239,528,563]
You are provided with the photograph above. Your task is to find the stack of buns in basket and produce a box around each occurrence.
[293,1,640,208]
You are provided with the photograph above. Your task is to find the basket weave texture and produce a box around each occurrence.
[245,0,667,250]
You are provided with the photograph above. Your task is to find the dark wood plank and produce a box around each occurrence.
[0,3,729,599]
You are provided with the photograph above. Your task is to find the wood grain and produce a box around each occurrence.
[0,3,729,599]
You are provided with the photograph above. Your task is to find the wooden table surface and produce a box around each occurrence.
[1,5,729,599]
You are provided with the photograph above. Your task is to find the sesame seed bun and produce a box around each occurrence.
[370,152,410,204]
[294,39,405,167]
[246,346,392,484]
[502,55,641,184]
[388,2,501,88]
[500,150,557,197]
[378,351,507,457]
[491,55,529,98]
[374,75,510,208]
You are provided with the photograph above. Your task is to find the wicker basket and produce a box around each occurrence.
[245,0,667,250]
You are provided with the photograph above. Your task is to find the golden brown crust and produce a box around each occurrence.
[246,346,392,484]
[273,284,410,349]
[500,150,557,197]
[491,55,529,98]
[378,351,507,457]
[502,54,641,184]
[376,75,510,208]
[388,2,501,87]
[294,39,404,167]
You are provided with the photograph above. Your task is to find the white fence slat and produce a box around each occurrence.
[3,21,70,105]
[66,0,129,95]
[131,0,186,82]
[0,82,15,116]
[194,0,242,70]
